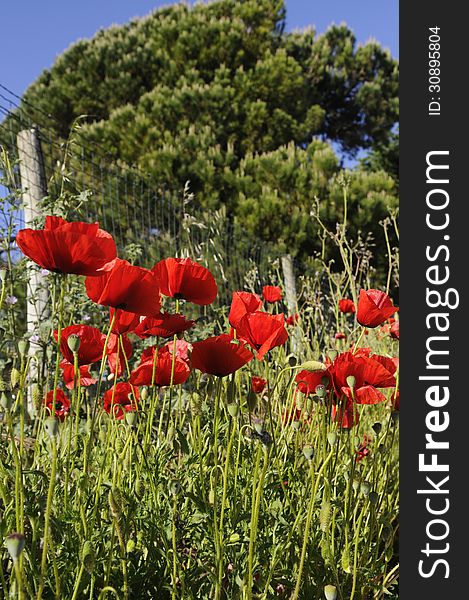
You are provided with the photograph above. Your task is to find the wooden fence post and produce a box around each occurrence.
[281,254,300,355]
[16,128,49,415]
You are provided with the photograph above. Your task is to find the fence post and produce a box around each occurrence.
[281,254,300,355]
[16,128,49,415]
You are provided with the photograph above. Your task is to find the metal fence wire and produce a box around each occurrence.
[0,84,290,307]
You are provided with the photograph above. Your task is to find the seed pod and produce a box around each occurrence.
[346,375,356,389]
[67,334,81,353]
[5,533,25,561]
[303,446,314,461]
[327,432,337,447]
[140,387,149,402]
[315,384,326,398]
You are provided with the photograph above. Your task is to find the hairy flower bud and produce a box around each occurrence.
[5,532,25,561]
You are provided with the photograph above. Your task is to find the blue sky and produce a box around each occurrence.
[0,0,398,97]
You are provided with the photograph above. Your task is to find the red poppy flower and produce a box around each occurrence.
[329,351,396,405]
[331,400,359,429]
[103,382,139,420]
[251,376,267,394]
[390,321,400,340]
[295,369,330,395]
[335,332,346,340]
[262,285,282,303]
[44,389,70,421]
[17,216,117,276]
[339,298,356,314]
[286,313,299,326]
[191,334,253,377]
[60,360,96,389]
[152,258,217,305]
[356,289,398,328]
[54,324,105,366]
[228,291,263,328]
[356,434,372,462]
[85,259,161,316]
[106,333,133,377]
[160,339,191,364]
[235,312,288,360]
[130,346,191,387]
[134,312,195,339]
[110,308,141,335]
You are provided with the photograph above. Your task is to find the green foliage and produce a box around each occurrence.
[1,0,399,278]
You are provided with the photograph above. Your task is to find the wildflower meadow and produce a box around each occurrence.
[0,175,399,599]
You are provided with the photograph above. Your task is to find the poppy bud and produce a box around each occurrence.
[82,541,95,574]
[18,340,29,357]
[360,481,371,496]
[292,420,301,431]
[109,488,123,518]
[67,334,81,353]
[125,411,136,427]
[107,372,115,381]
[1,392,12,411]
[5,532,25,561]
[44,416,58,438]
[169,480,181,496]
[10,368,21,389]
[346,375,356,389]
[369,491,379,505]
[299,360,326,372]
[140,387,149,401]
[327,432,337,447]
[0,268,6,282]
[208,488,215,505]
[303,445,314,461]
[247,391,258,412]
[327,350,337,362]
[324,585,338,600]
[253,419,264,435]
[135,479,145,498]
[352,479,360,492]
[227,403,239,418]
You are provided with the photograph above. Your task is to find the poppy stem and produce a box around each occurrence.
[83,311,116,474]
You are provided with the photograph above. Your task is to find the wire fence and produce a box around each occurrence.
[0,84,288,307]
